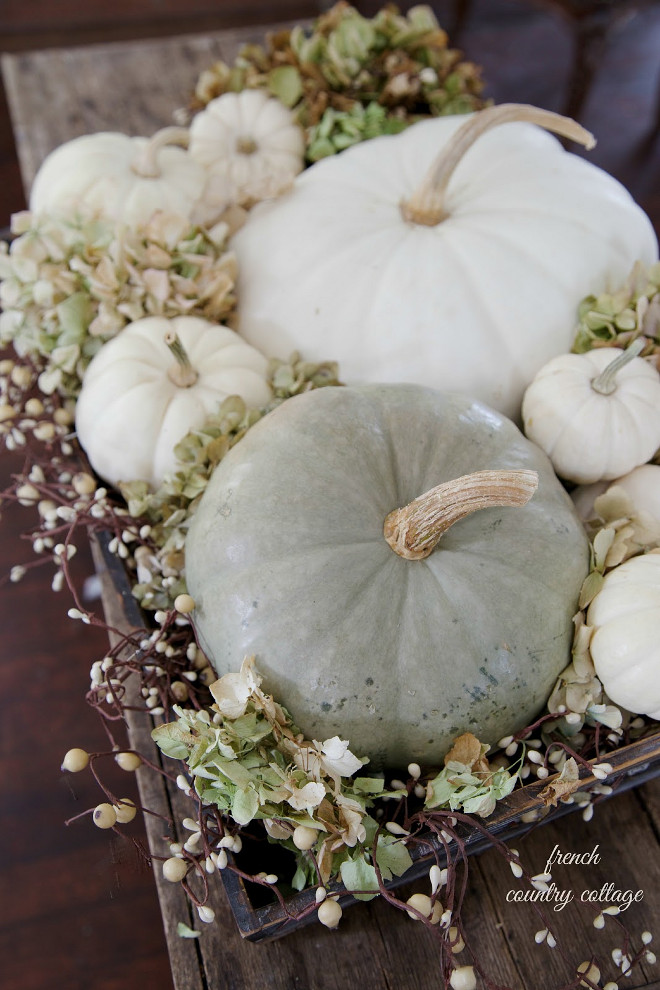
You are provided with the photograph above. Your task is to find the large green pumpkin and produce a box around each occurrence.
[186,385,589,768]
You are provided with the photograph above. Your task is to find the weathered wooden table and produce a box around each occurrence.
[3,9,660,989]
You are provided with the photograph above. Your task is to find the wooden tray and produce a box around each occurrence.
[91,530,660,943]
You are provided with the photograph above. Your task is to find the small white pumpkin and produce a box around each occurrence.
[188,90,305,211]
[75,315,271,488]
[29,127,217,229]
[232,103,658,419]
[522,341,660,484]
[587,550,660,720]
[572,463,660,521]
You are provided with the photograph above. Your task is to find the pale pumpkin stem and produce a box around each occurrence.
[131,126,191,179]
[384,469,539,560]
[400,104,596,227]
[165,329,198,388]
[236,136,259,155]
[590,339,645,395]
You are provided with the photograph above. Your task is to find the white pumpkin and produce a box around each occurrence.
[232,103,657,420]
[29,127,217,229]
[522,342,660,484]
[572,464,660,522]
[188,90,305,210]
[587,551,660,720]
[75,315,271,488]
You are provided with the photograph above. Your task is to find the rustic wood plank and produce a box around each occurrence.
[474,787,660,989]
[638,778,660,834]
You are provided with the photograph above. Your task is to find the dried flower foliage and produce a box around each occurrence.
[153,656,416,891]
[190,2,487,161]
[572,260,660,373]
[0,211,238,397]
[538,757,580,807]
[425,733,518,818]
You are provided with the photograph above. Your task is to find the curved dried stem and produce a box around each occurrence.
[130,125,190,178]
[590,338,644,395]
[165,328,199,388]
[401,103,595,227]
[384,469,539,560]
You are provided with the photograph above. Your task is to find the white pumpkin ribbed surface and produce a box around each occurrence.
[233,115,658,419]
[522,348,660,483]
[188,90,305,208]
[587,552,660,719]
[75,316,271,488]
[29,132,213,228]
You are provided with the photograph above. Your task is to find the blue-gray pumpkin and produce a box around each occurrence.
[185,384,589,768]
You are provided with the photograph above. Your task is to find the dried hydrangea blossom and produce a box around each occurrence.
[546,614,613,737]
[425,732,518,819]
[152,656,395,877]
[0,210,238,396]
[189,2,486,161]
[584,486,660,569]
[573,259,660,368]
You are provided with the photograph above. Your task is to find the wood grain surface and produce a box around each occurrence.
[1,3,660,989]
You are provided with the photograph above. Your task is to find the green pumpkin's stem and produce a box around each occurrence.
[384,469,539,560]
[590,339,645,396]
[131,126,190,179]
[400,104,596,227]
[165,329,198,388]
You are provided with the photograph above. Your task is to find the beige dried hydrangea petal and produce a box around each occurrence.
[335,793,367,847]
[591,488,660,567]
[547,613,604,719]
[209,655,262,718]
[0,208,240,395]
[539,756,580,807]
[286,781,327,812]
[443,732,490,774]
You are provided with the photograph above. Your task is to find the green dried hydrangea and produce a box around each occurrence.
[306,101,409,161]
[0,210,238,397]
[572,260,660,366]
[152,659,521,897]
[425,733,518,818]
[122,353,341,612]
[152,656,408,892]
[192,2,486,162]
